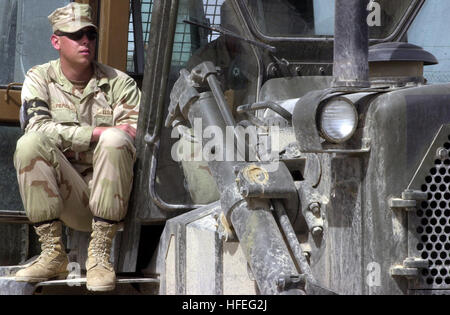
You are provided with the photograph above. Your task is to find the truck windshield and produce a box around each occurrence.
[243,0,415,39]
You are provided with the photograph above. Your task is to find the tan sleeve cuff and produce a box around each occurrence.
[71,126,95,152]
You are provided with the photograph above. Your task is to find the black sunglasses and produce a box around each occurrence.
[55,28,97,41]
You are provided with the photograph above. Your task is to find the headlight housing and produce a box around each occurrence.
[318,98,358,143]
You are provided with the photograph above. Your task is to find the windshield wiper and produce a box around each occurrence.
[183,19,277,53]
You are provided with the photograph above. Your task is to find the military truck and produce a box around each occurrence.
[1,0,450,295]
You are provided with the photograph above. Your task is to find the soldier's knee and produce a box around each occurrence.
[98,127,133,148]
[95,128,136,162]
[14,132,52,162]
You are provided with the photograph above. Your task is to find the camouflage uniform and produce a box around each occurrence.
[14,59,140,231]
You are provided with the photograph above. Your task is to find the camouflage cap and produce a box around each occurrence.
[48,2,97,33]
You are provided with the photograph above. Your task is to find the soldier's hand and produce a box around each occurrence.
[91,127,107,142]
[115,124,136,140]
[63,150,76,159]
[91,125,136,142]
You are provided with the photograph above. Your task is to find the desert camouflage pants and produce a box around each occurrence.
[13,128,136,232]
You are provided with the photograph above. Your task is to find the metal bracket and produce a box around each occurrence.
[235,163,296,199]
[390,257,429,279]
[304,202,324,237]
[389,189,427,211]
[165,69,200,128]
[190,61,217,85]
[276,274,337,295]
[276,274,306,294]
[4,82,23,103]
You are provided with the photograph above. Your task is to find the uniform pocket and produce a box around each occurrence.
[94,108,113,126]
[51,108,78,123]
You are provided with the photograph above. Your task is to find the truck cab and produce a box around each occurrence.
[2,0,450,295]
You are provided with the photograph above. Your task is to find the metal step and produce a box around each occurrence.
[0,210,30,224]
[0,275,159,295]
[36,276,159,288]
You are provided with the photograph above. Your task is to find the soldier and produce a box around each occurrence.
[13,3,140,292]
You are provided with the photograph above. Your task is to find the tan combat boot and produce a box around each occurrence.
[86,219,119,292]
[15,220,69,282]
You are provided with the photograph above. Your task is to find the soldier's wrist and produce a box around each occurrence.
[91,127,107,142]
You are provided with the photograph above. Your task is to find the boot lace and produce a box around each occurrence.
[36,225,60,262]
[90,225,113,267]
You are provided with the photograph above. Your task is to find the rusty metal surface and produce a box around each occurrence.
[0,88,20,123]
[98,0,130,71]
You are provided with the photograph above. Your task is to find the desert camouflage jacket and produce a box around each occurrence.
[20,59,140,166]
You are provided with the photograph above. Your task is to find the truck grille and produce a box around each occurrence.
[417,141,450,288]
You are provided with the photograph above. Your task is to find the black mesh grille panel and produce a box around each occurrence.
[416,137,450,288]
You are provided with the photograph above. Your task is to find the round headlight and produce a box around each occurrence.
[319,98,358,143]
